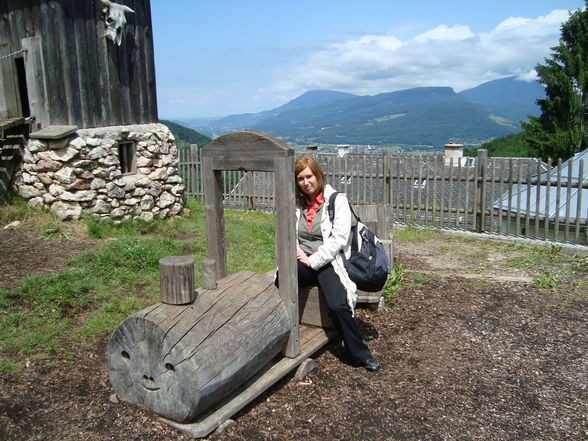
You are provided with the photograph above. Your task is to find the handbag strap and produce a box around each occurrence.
[328,191,361,253]
[327,192,361,223]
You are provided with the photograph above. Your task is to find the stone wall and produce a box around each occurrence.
[14,123,185,221]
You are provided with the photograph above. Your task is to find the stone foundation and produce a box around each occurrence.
[14,123,185,221]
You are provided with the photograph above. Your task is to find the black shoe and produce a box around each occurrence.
[362,356,381,372]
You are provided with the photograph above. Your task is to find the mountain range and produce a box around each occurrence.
[177,76,545,149]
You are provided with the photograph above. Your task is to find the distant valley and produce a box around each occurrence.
[175,76,545,150]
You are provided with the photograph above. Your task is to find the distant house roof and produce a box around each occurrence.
[494,149,588,221]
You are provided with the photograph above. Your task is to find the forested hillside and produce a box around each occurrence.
[465,132,529,157]
[160,119,212,147]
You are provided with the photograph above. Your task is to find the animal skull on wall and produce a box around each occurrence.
[101,0,135,46]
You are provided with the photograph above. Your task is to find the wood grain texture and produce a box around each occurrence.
[201,131,299,356]
[108,271,290,423]
[201,258,217,290]
[0,1,157,127]
[298,286,333,328]
[161,325,333,438]
[159,256,195,305]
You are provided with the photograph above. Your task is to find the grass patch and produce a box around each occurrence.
[394,225,442,242]
[0,198,277,372]
[382,264,404,305]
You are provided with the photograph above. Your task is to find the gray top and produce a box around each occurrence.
[298,202,325,256]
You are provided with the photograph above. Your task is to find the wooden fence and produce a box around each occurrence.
[178,145,588,245]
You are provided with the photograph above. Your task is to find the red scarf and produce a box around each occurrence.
[305,192,324,232]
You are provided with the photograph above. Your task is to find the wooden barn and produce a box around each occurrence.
[0,0,184,221]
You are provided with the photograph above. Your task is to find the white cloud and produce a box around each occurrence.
[271,10,571,98]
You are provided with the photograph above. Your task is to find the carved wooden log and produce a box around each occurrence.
[159,256,195,305]
[108,271,290,423]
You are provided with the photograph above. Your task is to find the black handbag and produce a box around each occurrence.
[328,193,390,292]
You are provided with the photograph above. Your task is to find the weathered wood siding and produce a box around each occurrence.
[0,0,157,128]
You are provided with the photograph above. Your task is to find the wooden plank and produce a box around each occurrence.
[30,124,77,139]
[299,287,333,328]
[44,2,67,124]
[575,160,584,242]
[21,36,50,129]
[534,160,541,237]
[554,159,563,238]
[0,42,19,119]
[203,156,227,279]
[274,154,299,358]
[141,0,159,122]
[515,160,523,234]
[160,325,332,439]
[544,162,552,239]
[564,160,573,241]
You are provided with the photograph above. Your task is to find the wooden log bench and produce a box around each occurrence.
[108,131,338,438]
[297,203,394,320]
[109,270,292,423]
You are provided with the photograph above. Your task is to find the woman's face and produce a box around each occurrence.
[296,167,318,197]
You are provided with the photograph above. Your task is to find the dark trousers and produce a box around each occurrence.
[295,261,371,363]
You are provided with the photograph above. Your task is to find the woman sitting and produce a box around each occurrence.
[282,156,380,372]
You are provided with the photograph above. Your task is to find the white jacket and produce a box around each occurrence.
[296,184,358,311]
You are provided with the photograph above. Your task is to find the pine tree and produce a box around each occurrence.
[522,2,588,162]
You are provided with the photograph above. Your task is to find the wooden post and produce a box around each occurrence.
[476,149,488,233]
[159,256,195,305]
[201,131,299,357]
[274,154,299,358]
[383,150,392,204]
[246,171,254,210]
[201,258,217,290]
[202,157,227,279]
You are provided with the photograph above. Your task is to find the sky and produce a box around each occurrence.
[150,1,586,120]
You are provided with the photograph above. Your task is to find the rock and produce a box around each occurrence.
[3,220,21,230]
[157,191,175,208]
[66,179,90,191]
[18,185,42,198]
[48,184,65,197]
[51,201,83,220]
[91,178,107,190]
[92,199,112,214]
[36,159,62,172]
[27,197,44,209]
[87,146,107,159]
[60,190,97,202]
[148,168,168,180]
[69,136,87,149]
[138,211,154,222]
[136,156,152,167]
[54,167,76,185]
[140,195,155,210]
[106,183,125,199]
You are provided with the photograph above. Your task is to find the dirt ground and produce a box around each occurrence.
[0,223,587,441]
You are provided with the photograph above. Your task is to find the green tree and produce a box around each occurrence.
[522,3,588,162]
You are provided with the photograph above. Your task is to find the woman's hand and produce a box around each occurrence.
[297,248,311,266]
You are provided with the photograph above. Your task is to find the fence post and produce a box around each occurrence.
[383,150,391,204]
[190,144,199,198]
[476,149,488,233]
[246,171,255,210]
